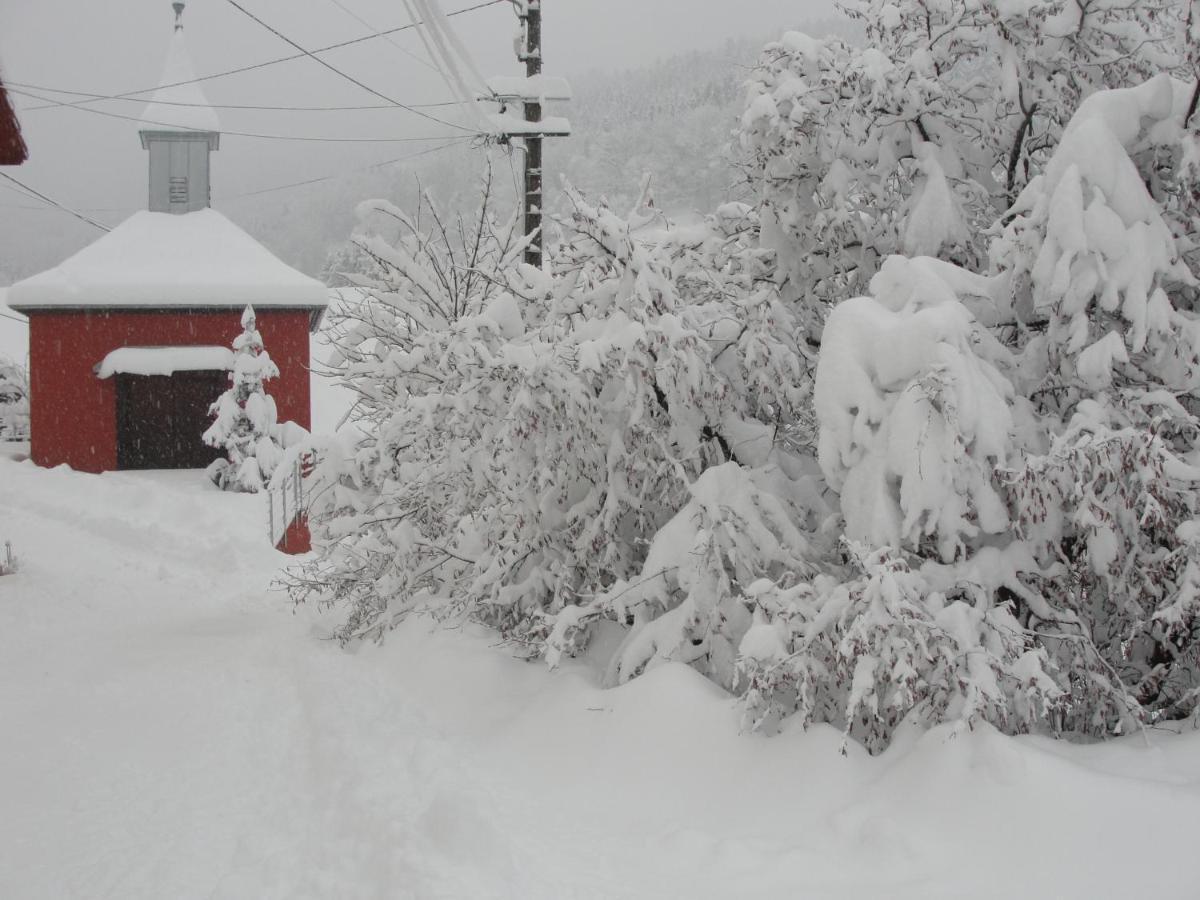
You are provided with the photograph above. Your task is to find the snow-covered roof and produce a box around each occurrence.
[138,25,220,134]
[8,209,329,311]
[95,345,233,378]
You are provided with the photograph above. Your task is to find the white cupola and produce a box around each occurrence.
[137,2,220,214]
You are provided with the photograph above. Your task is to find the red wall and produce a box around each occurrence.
[27,308,314,473]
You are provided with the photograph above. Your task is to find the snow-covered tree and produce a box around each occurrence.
[0,356,29,442]
[738,0,1184,335]
[992,74,1200,730]
[295,9,1200,752]
[295,177,810,667]
[203,305,283,493]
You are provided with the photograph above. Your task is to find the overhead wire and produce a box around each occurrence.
[324,0,438,74]
[222,0,479,134]
[20,0,509,114]
[9,81,461,112]
[0,172,112,232]
[220,136,473,200]
[0,137,475,215]
[8,86,468,143]
[0,0,504,259]
[400,0,496,134]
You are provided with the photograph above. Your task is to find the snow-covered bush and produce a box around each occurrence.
[203,305,284,493]
[732,256,1062,749]
[738,0,1183,331]
[815,255,1015,561]
[0,356,29,442]
[0,540,16,576]
[294,178,811,665]
[740,543,1061,752]
[993,74,1200,730]
[299,28,1200,750]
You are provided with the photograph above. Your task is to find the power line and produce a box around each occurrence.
[22,0,511,115]
[223,0,479,134]
[325,0,439,74]
[0,136,475,215]
[10,80,460,112]
[0,310,28,325]
[219,136,473,199]
[8,86,469,143]
[0,172,112,232]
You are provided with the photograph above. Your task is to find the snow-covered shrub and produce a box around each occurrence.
[299,38,1200,750]
[738,0,1183,330]
[546,461,821,693]
[986,74,1200,730]
[203,305,284,493]
[0,540,16,576]
[295,178,812,669]
[0,356,29,442]
[739,543,1061,752]
[814,255,1015,561]
[731,256,1061,749]
[994,75,1199,392]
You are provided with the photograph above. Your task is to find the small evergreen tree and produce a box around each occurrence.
[203,305,283,492]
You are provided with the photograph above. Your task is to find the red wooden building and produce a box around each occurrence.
[0,73,28,166]
[6,2,326,474]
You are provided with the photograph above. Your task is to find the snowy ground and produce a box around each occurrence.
[2,451,1200,899]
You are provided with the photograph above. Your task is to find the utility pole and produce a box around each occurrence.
[520,0,542,268]
[485,1,568,271]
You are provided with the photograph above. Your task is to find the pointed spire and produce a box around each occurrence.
[140,0,219,213]
[138,1,220,134]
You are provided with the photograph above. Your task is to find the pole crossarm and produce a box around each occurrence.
[485,0,565,268]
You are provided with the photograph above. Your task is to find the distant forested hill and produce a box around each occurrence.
[232,16,860,278]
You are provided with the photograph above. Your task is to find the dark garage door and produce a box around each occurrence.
[116,371,227,469]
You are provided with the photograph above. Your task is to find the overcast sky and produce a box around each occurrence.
[0,0,836,280]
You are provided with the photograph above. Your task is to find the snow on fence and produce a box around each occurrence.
[268,455,307,551]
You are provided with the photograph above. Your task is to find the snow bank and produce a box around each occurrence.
[2,457,1200,898]
[7,210,328,311]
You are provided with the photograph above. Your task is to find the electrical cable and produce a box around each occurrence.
[8,86,468,143]
[401,0,495,134]
[20,0,508,114]
[9,81,460,112]
[0,136,474,214]
[324,0,439,74]
[0,172,112,232]
[219,136,472,199]
[222,0,478,134]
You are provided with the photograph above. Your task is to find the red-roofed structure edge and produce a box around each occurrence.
[0,76,28,166]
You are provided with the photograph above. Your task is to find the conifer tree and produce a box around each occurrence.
[203,305,283,493]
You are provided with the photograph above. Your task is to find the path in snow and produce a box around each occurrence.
[3,455,1200,899]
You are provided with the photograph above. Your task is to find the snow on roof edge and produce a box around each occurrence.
[7,209,329,312]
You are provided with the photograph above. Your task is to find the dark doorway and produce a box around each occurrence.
[116,371,227,469]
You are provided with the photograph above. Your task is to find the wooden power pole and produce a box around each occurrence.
[519,0,543,268]
[487,1,569,270]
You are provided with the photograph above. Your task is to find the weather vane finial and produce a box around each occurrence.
[173,2,185,31]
